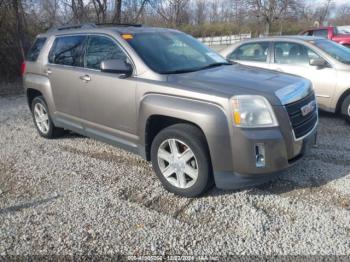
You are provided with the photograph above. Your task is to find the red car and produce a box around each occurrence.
[300,26,350,47]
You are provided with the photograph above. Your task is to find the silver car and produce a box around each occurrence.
[221,36,350,123]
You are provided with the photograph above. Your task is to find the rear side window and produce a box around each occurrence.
[274,42,320,65]
[27,38,47,62]
[85,35,127,70]
[49,35,86,67]
[229,42,269,62]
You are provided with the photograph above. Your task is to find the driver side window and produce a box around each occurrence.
[85,35,127,70]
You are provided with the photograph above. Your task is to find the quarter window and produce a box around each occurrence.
[274,42,321,65]
[85,36,127,70]
[48,35,86,66]
[27,37,47,62]
[228,42,269,62]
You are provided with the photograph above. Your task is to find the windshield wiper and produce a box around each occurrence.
[163,62,231,74]
[162,68,202,74]
[195,62,231,71]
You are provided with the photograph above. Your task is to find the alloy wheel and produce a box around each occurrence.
[34,102,49,134]
[157,138,198,189]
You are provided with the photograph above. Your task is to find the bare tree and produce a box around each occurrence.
[112,0,122,23]
[249,0,295,35]
[314,0,334,25]
[12,0,27,60]
[62,0,88,23]
[194,0,206,25]
[122,0,149,23]
[333,3,350,26]
[92,0,108,23]
[149,0,190,26]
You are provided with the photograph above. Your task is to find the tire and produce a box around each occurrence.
[341,94,350,124]
[151,123,213,197]
[31,96,65,138]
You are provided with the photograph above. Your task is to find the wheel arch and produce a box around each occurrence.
[138,94,233,172]
[23,74,56,118]
[336,88,350,114]
[26,88,43,108]
[144,115,207,161]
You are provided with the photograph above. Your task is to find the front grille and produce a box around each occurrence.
[285,92,318,139]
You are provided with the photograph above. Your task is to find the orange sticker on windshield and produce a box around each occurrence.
[122,34,133,40]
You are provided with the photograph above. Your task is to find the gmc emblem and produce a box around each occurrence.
[301,100,316,117]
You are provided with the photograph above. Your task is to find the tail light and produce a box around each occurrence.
[21,62,26,76]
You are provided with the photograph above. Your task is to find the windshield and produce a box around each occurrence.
[313,39,350,64]
[125,31,229,74]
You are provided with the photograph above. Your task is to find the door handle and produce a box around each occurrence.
[45,68,52,75]
[79,75,91,82]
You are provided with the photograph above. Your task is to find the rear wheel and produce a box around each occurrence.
[341,94,350,124]
[31,96,65,138]
[151,124,213,197]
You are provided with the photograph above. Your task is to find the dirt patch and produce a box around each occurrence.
[60,144,150,168]
[118,186,193,222]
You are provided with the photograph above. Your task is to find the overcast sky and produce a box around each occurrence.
[333,0,350,5]
[307,0,349,6]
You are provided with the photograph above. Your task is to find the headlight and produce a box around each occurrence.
[232,95,278,127]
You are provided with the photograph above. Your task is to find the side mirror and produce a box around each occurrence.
[100,59,133,77]
[309,58,328,68]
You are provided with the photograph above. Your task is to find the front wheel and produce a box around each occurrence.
[151,124,213,197]
[341,94,350,124]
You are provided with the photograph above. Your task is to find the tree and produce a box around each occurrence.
[249,0,296,35]
[194,0,206,25]
[113,0,122,23]
[92,0,108,23]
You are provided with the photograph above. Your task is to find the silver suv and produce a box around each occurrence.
[23,24,318,197]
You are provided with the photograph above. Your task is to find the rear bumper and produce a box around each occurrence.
[214,128,317,190]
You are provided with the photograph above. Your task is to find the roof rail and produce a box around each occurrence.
[47,23,142,33]
[47,23,97,33]
[96,23,142,27]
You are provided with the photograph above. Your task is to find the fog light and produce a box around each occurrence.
[255,143,266,168]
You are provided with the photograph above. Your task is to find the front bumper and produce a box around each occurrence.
[214,127,317,190]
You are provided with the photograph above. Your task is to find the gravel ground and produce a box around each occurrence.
[0,81,24,97]
[0,95,350,256]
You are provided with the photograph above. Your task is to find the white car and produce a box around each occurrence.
[221,36,350,123]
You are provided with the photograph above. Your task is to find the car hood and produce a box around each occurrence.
[167,64,311,105]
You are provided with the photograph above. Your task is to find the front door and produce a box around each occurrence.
[78,35,138,151]
[270,41,337,111]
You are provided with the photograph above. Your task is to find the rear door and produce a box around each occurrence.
[270,41,337,110]
[45,35,87,132]
[226,41,271,69]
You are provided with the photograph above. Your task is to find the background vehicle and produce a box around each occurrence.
[23,24,317,197]
[300,26,350,48]
[220,36,350,123]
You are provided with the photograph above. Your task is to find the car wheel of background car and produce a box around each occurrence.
[341,94,350,124]
[31,96,65,138]
[151,123,213,197]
